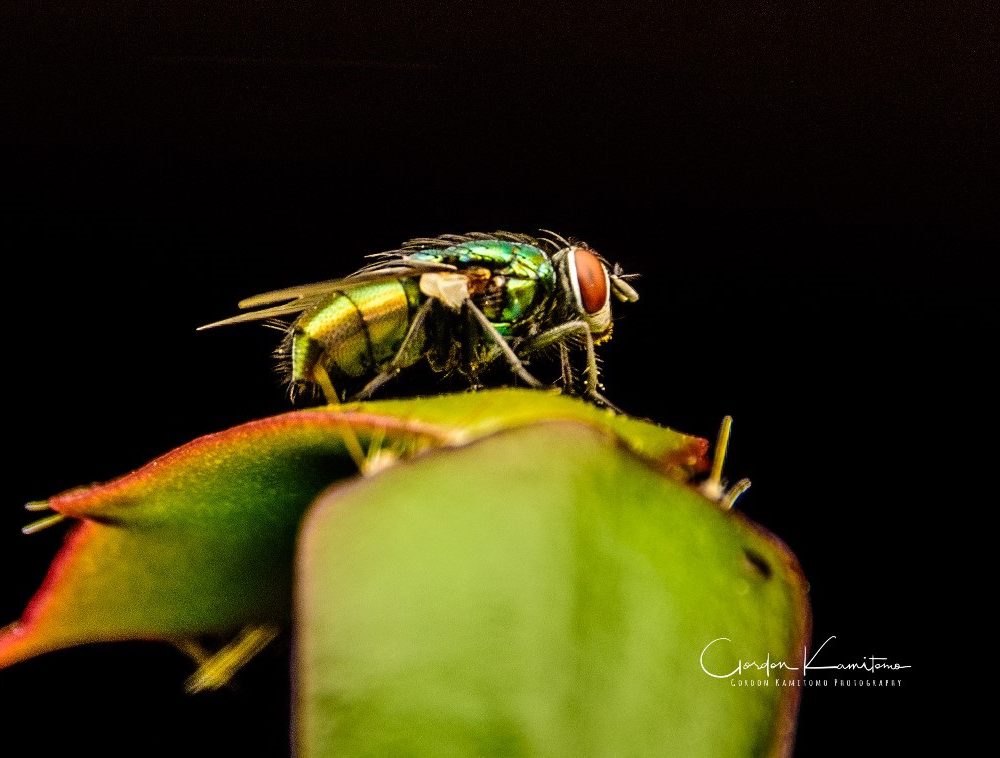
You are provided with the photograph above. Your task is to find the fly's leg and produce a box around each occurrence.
[311,363,341,405]
[181,624,281,694]
[520,320,622,411]
[520,320,597,391]
[351,298,435,401]
[464,301,543,388]
[463,303,482,386]
[553,342,575,390]
[311,363,367,470]
[174,639,212,666]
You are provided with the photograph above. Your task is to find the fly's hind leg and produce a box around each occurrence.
[520,320,622,411]
[310,363,341,405]
[310,362,368,470]
[464,301,543,389]
[351,299,436,401]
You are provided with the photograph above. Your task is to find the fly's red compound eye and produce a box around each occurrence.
[571,246,609,314]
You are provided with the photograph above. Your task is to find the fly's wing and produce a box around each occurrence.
[198,257,457,330]
[197,295,332,329]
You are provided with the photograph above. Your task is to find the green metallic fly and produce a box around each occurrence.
[200,231,639,407]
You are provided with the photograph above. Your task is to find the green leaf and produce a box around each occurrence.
[297,422,809,758]
[337,389,708,476]
[0,390,707,669]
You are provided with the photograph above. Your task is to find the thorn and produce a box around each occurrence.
[701,415,733,502]
[24,500,51,512]
[721,478,752,510]
[22,513,66,535]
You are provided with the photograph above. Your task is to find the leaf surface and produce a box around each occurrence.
[297,422,809,758]
[1,391,707,669]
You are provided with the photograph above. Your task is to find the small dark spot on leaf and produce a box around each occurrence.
[743,548,772,580]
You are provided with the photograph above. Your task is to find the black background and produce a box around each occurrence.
[1,3,993,756]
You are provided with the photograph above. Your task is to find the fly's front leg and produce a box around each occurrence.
[520,320,621,411]
[558,342,573,390]
[464,301,543,388]
[351,299,435,401]
[521,320,597,392]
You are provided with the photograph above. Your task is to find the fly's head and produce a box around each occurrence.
[553,242,639,344]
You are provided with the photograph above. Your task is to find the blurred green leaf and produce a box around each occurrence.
[297,422,809,757]
[0,390,707,669]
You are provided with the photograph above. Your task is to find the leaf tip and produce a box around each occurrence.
[0,622,38,670]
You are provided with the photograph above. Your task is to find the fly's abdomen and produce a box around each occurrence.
[291,280,420,382]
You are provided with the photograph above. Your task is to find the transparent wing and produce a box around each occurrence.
[198,258,457,330]
[197,296,331,329]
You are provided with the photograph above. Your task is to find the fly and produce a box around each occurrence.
[199,230,639,408]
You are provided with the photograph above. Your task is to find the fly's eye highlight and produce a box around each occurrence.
[568,246,610,315]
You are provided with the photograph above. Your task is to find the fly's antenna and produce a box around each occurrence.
[611,262,638,280]
[609,262,640,302]
[610,273,640,303]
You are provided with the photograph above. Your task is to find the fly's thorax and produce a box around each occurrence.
[290,279,420,384]
[409,239,557,336]
[470,274,550,337]
[418,267,490,311]
[410,240,556,290]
